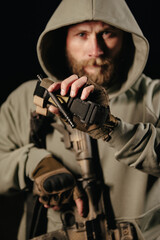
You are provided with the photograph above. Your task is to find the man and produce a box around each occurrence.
[0,0,160,239]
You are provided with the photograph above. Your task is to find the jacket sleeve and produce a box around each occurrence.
[0,82,51,194]
[108,78,160,177]
[109,119,160,177]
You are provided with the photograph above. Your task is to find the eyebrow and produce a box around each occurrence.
[71,24,118,33]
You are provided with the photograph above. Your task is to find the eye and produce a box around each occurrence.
[79,32,85,37]
[77,32,87,39]
[103,31,109,36]
[102,31,115,39]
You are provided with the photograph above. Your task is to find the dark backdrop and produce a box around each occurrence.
[1,1,160,105]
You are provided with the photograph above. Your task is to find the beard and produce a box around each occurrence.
[66,51,120,88]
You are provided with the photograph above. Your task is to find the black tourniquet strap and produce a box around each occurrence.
[33,79,109,125]
[67,97,109,125]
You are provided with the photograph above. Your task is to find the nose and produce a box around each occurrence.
[88,36,104,58]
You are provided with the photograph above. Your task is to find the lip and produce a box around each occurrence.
[84,65,101,74]
[85,65,101,70]
[86,65,100,68]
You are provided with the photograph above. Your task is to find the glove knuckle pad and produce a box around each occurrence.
[43,173,75,192]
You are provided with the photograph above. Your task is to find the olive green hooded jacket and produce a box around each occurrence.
[0,0,160,239]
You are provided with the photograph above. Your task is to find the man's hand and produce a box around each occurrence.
[47,74,94,114]
[47,74,118,141]
[33,156,87,217]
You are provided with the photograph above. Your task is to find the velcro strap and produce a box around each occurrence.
[33,80,50,107]
[67,97,109,125]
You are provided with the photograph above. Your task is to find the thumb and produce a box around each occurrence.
[75,198,86,217]
[73,185,89,217]
[75,197,89,218]
[75,198,84,217]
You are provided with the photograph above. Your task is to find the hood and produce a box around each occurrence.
[37,0,149,98]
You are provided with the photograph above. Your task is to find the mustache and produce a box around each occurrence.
[83,57,112,67]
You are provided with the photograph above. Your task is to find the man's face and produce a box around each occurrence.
[66,21,124,87]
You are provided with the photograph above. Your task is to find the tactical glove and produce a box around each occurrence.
[32,156,83,207]
[70,79,118,141]
[58,79,118,141]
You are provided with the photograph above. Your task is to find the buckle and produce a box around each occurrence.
[67,97,109,125]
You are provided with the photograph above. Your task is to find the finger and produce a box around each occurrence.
[39,197,49,207]
[44,204,50,208]
[60,74,78,96]
[44,203,60,211]
[39,197,61,210]
[75,198,85,217]
[48,105,60,115]
[52,205,61,211]
[70,76,87,98]
[81,85,94,100]
[48,82,61,93]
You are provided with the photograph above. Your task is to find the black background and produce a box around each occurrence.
[1,1,160,105]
